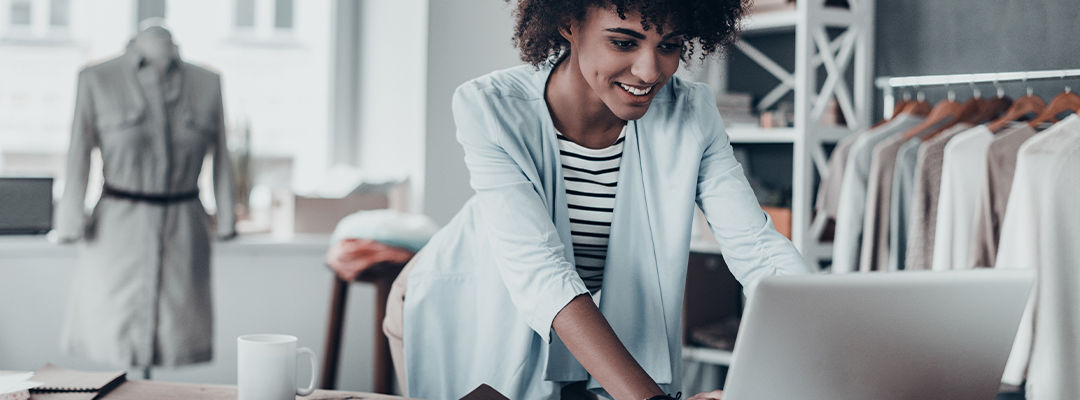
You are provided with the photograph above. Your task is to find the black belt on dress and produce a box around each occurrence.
[102,184,200,205]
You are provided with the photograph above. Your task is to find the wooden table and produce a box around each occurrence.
[60,380,410,400]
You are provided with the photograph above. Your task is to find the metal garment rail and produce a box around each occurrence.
[875,68,1080,119]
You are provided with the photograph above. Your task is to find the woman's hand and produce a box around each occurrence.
[686,390,724,400]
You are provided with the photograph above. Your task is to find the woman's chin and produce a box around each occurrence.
[611,106,650,121]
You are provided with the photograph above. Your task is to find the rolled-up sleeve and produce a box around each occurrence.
[452,83,589,343]
[691,85,811,298]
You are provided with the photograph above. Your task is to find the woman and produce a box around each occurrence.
[384,1,810,399]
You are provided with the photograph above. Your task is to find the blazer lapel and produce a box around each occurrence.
[594,120,674,385]
[542,96,592,381]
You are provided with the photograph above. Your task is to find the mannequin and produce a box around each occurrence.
[56,18,236,379]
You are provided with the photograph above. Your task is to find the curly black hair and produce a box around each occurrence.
[510,0,750,66]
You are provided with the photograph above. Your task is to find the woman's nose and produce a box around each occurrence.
[630,50,662,84]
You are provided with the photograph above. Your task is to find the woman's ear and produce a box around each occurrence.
[558,19,574,43]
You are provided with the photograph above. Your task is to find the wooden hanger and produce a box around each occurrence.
[921,96,983,141]
[892,95,911,119]
[870,93,912,128]
[962,84,1011,125]
[1027,88,1080,128]
[973,82,1015,125]
[955,96,986,124]
[899,94,931,117]
[986,93,1045,132]
[969,95,1012,125]
[901,95,964,141]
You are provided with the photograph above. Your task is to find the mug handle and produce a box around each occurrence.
[296,346,319,396]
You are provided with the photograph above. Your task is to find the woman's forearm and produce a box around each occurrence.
[552,294,665,400]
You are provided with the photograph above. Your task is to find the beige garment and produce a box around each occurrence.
[815,130,864,220]
[968,124,1037,268]
[384,252,599,400]
[903,125,976,270]
[858,136,903,271]
[384,251,416,398]
[57,43,235,368]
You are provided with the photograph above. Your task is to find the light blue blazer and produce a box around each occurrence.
[403,64,810,399]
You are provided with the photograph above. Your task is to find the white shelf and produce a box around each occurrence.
[725,125,854,144]
[726,125,796,143]
[683,346,734,366]
[740,6,855,36]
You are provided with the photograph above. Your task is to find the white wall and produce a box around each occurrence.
[420,0,520,225]
[355,0,428,212]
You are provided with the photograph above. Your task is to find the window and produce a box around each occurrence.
[235,0,255,28]
[10,0,31,26]
[273,0,291,29]
[232,0,294,40]
[3,0,69,39]
[135,0,166,27]
[48,0,68,27]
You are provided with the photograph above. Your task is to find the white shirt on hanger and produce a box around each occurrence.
[1027,115,1080,399]
[997,114,1080,394]
[930,125,992,271]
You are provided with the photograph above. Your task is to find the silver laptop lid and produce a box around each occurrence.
[722,269,1033,400]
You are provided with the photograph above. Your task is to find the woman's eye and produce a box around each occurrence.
[610,40,636,50]
[659,42,682,53]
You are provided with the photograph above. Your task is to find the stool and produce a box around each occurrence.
[320,260,408,393]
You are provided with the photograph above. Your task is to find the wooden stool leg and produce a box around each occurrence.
[321,276,349,389]
[373,277,394,394]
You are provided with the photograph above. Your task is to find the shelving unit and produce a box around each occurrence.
[714,0,875,267]
[740,5,856,35]
[683,0,875,386]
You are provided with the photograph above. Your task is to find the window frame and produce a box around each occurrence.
[1,0,71,42]
[230,0,294,44]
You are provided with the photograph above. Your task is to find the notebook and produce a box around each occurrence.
[28,364,125,400]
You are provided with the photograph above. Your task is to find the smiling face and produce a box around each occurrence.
[562,6,684,121]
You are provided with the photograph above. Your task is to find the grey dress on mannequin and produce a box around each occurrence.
[56,27,235,368]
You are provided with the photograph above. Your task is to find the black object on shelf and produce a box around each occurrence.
[0,177,53,235]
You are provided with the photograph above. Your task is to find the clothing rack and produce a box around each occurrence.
[875,68,1080,119]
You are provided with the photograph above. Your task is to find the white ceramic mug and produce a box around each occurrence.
[237,334,318,400]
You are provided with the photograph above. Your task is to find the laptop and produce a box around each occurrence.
[721,269,1033,400]
[0,177,54,234]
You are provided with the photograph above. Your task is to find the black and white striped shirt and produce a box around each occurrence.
[558,127,625,294]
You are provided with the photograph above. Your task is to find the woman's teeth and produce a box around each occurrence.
[619,83,653,96]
